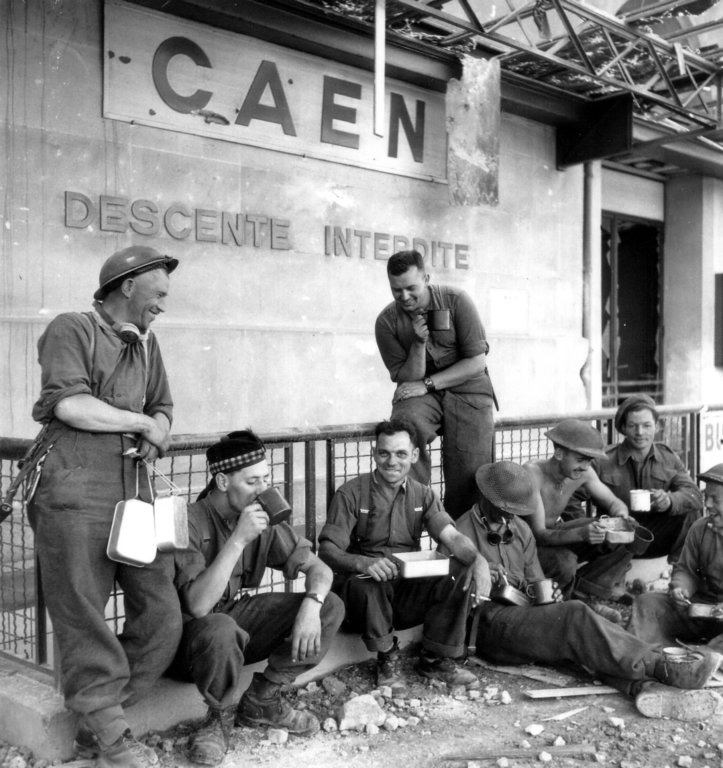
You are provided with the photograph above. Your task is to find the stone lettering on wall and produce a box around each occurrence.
[64,191,291,249]
[63,192,468,268]
[323,225,469,270]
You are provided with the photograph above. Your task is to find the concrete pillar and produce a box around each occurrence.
[582,161,603,409]
[664,175,723,404]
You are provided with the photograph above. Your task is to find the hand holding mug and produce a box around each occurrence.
[256,487,292,525]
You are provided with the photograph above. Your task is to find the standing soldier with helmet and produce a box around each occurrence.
[28,246,183,768]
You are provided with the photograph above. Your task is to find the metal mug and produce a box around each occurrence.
[630,489,651,512]
[426,308,451,331]
[256,487,292,525]
[526,578,556,605]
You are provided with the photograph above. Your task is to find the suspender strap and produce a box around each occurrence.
[354,473,372,543]
[352,473,425,549]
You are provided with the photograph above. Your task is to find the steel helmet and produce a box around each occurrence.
[475,461,537,516]
[545,419,607,460]
[699,463,723,485]
[94,245,179,301]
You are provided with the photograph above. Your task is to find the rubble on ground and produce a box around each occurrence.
[5,615,723,768]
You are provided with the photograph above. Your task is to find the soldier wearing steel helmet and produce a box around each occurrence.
[523,419,643,615]
[629,463,723,650]
[455,460,722,723]
[28,245,182,768]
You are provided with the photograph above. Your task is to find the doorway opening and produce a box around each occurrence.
[601,213,664,407]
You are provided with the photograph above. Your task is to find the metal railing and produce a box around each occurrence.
[0,403,710,679]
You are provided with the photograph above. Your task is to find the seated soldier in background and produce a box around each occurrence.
[455,461,722,722]
[171,431,345,766]
[525,420,644,619]
[318,417,490,694]
[629,463,723,651]
[595,394,703,562]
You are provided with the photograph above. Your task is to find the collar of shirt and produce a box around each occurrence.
[372,469,408,498]
[616,441,663,466]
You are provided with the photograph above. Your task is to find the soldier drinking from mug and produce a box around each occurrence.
[171,430,345,766]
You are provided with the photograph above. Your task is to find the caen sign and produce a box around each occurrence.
[104,0,447,181]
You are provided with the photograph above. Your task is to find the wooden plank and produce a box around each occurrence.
[524,685,620,699]
[444,744,598,761]
[469,657,574,688]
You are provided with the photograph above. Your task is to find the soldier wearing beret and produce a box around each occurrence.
[629,463,723,649]
[171,431,345,766]
[28,246,183,768]
[595,394,703,561]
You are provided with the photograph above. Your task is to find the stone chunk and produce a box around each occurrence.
[525,724,544,736]
[337,693,387,732]
[383,715,400,731]
[267,729,288,745]
[322,675,347,698]
[322,717,338,733]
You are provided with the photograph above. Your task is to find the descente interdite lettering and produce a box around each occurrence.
[64,192,470,268]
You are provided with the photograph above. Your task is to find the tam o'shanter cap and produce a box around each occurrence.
[545,419,606,460]
[699,463,723,485]
[475,461,537,516]
[207,430,266,475]
[614,393,658,433]
[94,245,179,300]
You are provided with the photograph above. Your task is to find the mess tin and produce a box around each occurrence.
[630,489,652,512]
[391,550,449,578]
[491,573,531,606]
[154,495,189,552]
[689,602,723,620]
[426,308,451,331]
[107,498,157,567]
[256,486,292,525]
[526,578,556,605]
[596,515,636,544]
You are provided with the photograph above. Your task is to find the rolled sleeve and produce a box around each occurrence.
[318,487,358,552]
[424,487,455,541]
[32,314,95,422]
[375,308,407,382]
[174,515,212,609]
[451,291,488,359]
[267,523,314,581]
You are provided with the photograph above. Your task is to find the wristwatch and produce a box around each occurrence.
[423,376,436,393]
[304,592,325,606]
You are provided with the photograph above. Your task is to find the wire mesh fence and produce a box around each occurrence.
[0,404,707,678]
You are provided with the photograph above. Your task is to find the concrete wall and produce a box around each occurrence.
[602,168,664,221]
[0,0,589,440]
[664,175,723,404]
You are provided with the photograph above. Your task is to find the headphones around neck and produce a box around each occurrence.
[481,516,514,546]
[93,301,143,344]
